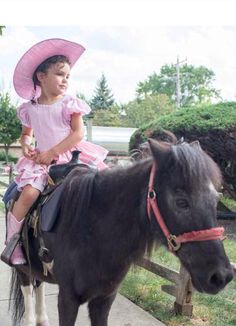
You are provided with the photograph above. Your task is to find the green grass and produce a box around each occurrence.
[221,197,236,211]
[120,241,236,325]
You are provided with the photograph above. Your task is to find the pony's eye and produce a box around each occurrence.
[176,198,189,209]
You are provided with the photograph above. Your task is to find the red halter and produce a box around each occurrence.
[147,164,225,252]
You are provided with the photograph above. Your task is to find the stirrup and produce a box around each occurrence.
[0,233,21,266]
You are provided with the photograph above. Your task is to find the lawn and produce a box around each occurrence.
[120,241,236,326]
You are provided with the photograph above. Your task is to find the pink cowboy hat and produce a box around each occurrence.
[13,38,85,100]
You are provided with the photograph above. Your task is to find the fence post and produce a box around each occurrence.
[86,118,93,141]
[174,265,193,316]
[9,163,13,183]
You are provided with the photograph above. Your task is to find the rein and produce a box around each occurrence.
[147,164,225,252]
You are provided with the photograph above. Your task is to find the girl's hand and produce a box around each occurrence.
[34,149,56,166]
[22,144,36,160]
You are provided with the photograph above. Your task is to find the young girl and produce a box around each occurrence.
[3,38,108,265]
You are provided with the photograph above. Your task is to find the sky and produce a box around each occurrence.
[1,1,236,105]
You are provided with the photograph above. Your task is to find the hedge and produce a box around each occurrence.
[129,101,236,193]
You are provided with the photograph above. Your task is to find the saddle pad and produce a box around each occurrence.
[40,182,65,232]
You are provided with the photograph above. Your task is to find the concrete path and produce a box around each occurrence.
[0,212,165,325]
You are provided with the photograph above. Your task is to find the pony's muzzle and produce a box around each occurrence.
[206,266,233,294]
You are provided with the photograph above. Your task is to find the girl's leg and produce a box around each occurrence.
[12,184,41,220]
[7,185,40,264]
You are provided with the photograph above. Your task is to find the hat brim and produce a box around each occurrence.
[13,38,85,100]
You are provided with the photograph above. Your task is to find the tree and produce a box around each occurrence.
[92,104,123,127]
[136,64,221,107]
[0,93,21,162]
[0,26,5,35]
[124,94,174,127]
[90,74,115,111]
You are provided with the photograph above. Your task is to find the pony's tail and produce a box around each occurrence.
[9,268,25,325]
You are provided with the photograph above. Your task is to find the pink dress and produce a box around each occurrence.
[15,95,108,192]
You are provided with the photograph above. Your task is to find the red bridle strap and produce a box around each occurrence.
[147,164,225,252]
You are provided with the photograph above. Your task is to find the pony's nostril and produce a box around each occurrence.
[209,270,233,289]
[209,272,224,288]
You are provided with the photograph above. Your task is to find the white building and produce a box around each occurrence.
[85,126,137,155]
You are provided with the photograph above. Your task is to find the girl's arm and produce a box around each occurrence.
[19,126,35,159]
[35,113,84,165]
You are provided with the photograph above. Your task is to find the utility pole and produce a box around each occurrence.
[176,56,181,109]
[175,56,187,109]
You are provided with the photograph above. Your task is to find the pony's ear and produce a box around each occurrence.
[189,140,202,150]
[148,138,171,166]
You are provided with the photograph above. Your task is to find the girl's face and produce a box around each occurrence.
[37,62,71,97]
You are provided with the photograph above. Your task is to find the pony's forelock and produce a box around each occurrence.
[171,143,222,191]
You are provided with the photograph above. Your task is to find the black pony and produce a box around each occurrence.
[9,138,233,326]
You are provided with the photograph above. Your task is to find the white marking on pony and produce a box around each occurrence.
[35,283,50,325]
[231,262,236,277]
[208,181,221,198]
[20,285,36,326]
[42,260,54,276]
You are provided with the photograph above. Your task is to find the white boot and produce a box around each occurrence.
[6,212,26,265]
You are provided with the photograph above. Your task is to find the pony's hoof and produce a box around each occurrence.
[37,321,51,326]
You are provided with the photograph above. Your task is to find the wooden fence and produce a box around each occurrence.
[138,258,193,316]
[0,164,13,198]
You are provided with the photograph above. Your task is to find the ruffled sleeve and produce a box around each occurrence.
[17,103,31,128]
[62,96,91,123]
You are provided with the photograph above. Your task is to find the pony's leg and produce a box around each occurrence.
[20,284,36,326]
[58,288,79,326]
[88,293,117,326]
[35,282,50,326]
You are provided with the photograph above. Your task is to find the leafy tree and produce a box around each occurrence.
[92,105,123,127]
[124,94,174,128]
[90,74,115,111]
[136,64,221,107]
[0,93,21,162]
[0,26,5,35]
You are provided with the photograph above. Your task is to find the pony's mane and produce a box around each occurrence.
[171,142,222,191]
[60,167,98,239]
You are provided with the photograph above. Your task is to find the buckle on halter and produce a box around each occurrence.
[148,190,156,199]
[167,235,181,252]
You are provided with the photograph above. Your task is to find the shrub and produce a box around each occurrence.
[129,102,236,195]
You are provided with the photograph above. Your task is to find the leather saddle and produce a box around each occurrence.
[40,150,91,231]
[48,150,90,184]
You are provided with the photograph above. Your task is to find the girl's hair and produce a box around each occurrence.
[31,55,70,104]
